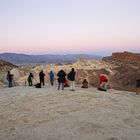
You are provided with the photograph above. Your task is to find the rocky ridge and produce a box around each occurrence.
[103,51,140,91]
[0,52,140,92]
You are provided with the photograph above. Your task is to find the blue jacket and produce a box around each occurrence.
[49,71,54,80]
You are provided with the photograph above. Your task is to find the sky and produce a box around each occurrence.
[0,0,140,56]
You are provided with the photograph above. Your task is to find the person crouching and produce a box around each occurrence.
[81,79,88,88]
[98,74,108,92]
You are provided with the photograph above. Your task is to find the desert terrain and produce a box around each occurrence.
[0,52,140,140]
[0,85,140,140]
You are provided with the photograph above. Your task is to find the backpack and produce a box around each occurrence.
[36,83,41,88]
[67,72,71,80]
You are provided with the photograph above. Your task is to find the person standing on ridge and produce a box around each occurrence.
[67,68,76,91]
[57,69,66,90]
[6,71,13,88]
[49,70,54,86]
[39,70,45,86]
[28,72,33,86]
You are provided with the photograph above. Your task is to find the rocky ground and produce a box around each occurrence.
[0,85,140,140]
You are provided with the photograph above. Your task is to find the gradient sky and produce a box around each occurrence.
[0,0,140,56]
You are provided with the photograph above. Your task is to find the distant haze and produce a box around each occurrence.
[0,0,140,55]
[0,53,102,65]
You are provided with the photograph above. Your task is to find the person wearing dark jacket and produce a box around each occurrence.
[136,79,140,95]
[28,73,33,86]
[57,69,66,90]
[6,71,13,88]
[81,79,88,88]
[67,68,76,91]
[39,70,45,86]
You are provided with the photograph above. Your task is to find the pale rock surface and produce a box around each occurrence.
[0,86,140,140]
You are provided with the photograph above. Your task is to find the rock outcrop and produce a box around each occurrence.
[103,52,140,91]
[103,51,140,65]
[0,59,18,71]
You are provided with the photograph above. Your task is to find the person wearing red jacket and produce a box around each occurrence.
[98,74,108,91]
[100,74,108,84]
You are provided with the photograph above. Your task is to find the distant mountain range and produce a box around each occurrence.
[0,53,102,65]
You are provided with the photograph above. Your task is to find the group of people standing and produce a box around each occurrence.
[6,68,109,92]
[6,69,140,94]
[27,68,76,91]
[28,70,46,88]
[57,68,76,90]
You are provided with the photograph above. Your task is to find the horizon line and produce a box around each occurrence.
[1,50,139,56]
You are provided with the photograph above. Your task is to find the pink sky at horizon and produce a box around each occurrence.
[1,31,139,55]
[0,0,140,55]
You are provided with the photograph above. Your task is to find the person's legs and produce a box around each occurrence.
[8,81,10,87]
[136,80,140,95]
[12,79,16,86]
[9,80,12,87]
[58,82,61,90]
[31,80,33,86]
[136,87,138,95]
[136,87,140,95]
[51,79,54,86]
[40,79,42,86]
[40,79,44,86]
[72,81,75,90]
[70,81,72,90]
[98,82,107,91]
[49,79,51,87]
[29,80,33,86]
[11,80,13,87]
[28,81,30,86]
[70,81,75,90]
[100,82,104,88]
[43,79,45,86]
[62,82,64,90]
[104,82,108,90]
